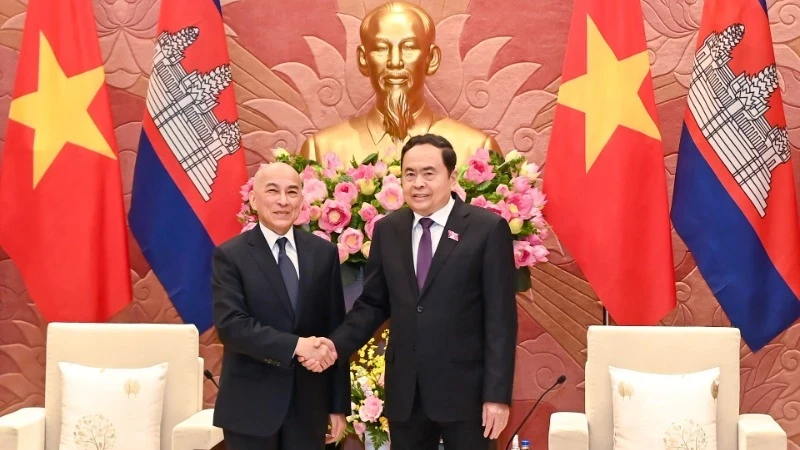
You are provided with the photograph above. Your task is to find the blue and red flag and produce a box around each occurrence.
[129,0,246,332]
[671,0,800,351]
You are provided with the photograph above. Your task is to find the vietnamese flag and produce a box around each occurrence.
[543,0,676,324]
[0,0,131,322]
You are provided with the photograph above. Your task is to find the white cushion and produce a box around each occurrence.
[609,366,720,450]
[58,362,168,450]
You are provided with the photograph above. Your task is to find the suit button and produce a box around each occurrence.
[417,306,423,313]
[412,344,416,351]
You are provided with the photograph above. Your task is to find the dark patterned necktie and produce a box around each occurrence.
[416,218,434,290]
[276,237,299,311]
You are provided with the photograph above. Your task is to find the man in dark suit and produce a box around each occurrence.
[211,162,350,450]
[305,134,517,450]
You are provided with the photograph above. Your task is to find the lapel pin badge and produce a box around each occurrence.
[448,230,459,242]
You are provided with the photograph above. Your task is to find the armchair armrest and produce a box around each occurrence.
[738,413,786,450]
[549,412,589,450]
[0,407,45,450]
[172,409,223,450]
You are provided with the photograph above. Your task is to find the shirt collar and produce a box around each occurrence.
[366,104,437,145]
[413,195,456,229]
[259,222,296,251]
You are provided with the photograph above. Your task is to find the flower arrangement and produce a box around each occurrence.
[344,328,389,448]
[237,147,549,289]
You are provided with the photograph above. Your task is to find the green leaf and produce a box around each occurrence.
[361,153,379,165]
[476,180,492,192]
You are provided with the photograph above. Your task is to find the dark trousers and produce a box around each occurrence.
[222,381,328,450]
[389,384,495,450]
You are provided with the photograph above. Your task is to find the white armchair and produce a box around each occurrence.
[548,326,786,450]
[0,322,223,450]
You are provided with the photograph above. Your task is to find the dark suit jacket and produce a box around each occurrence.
[211,225,350,437]
[330,196,517,422]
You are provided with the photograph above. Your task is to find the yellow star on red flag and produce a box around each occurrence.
[8,32,116,187]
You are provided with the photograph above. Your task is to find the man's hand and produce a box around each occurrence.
[326,414,346,443]
[482,402,509,439]
[295,337,337,372]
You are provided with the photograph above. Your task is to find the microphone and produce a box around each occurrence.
[204,369,219,389]
[505,374,566,450]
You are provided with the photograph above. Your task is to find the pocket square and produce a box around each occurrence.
[448,230,459,241]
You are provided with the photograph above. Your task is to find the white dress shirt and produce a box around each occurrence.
[259,223,299,279]
[412,196,456,274]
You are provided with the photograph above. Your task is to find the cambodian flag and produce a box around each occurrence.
[671,0,800,351]
[129,0,247,332]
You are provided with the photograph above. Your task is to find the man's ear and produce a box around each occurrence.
[427,44,441,75]
[357,45,369,76]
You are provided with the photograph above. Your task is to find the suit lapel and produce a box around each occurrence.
[420,199,470,299]
[245,226,295,322]
[396,208,420,298]
[293,228,315,327]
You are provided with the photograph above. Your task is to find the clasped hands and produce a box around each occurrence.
[295,336,338,372]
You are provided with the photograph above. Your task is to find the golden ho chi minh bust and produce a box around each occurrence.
[300,1,501,163]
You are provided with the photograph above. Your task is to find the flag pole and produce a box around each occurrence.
[603,306,609,325]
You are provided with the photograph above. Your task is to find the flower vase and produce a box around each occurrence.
[364,430,390,450]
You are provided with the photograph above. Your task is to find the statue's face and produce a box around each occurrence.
[358,10,439,103]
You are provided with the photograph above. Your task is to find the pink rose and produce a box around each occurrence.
[382,174,401,186]
[358,395,384,422]
[365,214,385,239]
[511,176,531,193]
[334,182,359,205]
[470,195,488,208]
[532,244,550,263]
[375,161,388,178]
[376,184,404,211]
[530,188,547,209]
[241,221,257,233]
[312,230,331,242]
[506,193,534,220]
[319,200,352,234]
[323,152,343,171]
[308,205,322,221]
[513,240,537,268]
[525,233,543,246]
[353,421,366,436]
[496,184,511,197]
[294,203,310,226]
[484,200,512,221]
[302,178,328,204]
[347,164,376,182]
[452,183,467,201]
[338,228,365,254]
[336,243,349,263]
[300,165,319,181]
[239,177,254,202]
[463,156,496,184]
[359,203,378,222]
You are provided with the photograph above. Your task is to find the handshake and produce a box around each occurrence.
[295,336,339,372]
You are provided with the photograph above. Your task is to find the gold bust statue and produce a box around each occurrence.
[300,1,501,164]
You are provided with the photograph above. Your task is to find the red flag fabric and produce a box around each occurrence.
[543,0,676,324]
[0,0,131,322]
